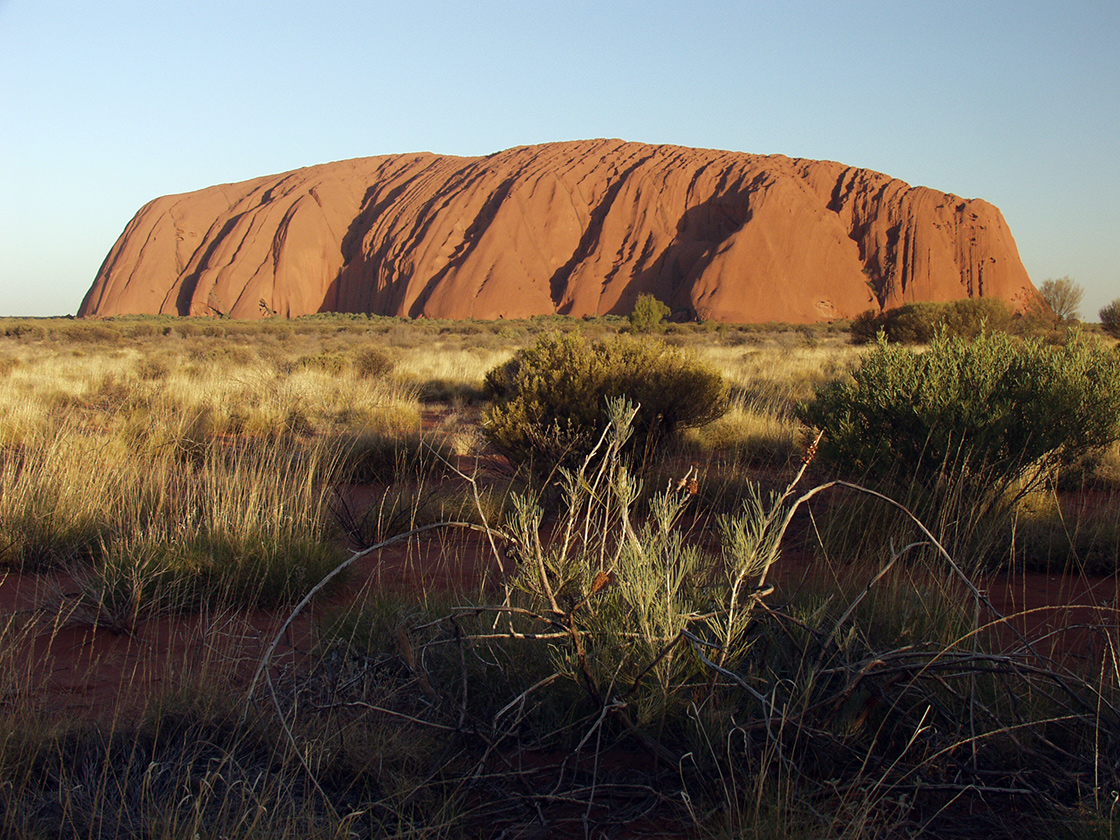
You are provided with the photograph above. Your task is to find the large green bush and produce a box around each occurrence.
[483,331,728,470]
[800,329,1120,489]
[802,330,1120,570]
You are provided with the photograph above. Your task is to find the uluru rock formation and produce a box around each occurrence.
[80,140,1037,323]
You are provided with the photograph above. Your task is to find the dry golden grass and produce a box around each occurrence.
[0,316,1117,839]
[696,335,865,402]
[0,344,419,441]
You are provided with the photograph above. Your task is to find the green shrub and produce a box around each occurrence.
[849,298,1014,344]
[1100,298,1120,339]
[65,323,123,343]
[483,331,728,470]
[800,329,1120,490]
[936,297,1014,337]
[803,331,1120,571]
[122,322,159,338]
[3,322,48,340]
[848,309,883,344]
[628,293,670,333]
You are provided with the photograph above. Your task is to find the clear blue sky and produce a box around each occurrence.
[1,0,1116,318]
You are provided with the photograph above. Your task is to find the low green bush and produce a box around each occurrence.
[850,298,1015,344]
[802,329,1120,488]
[2,322,48,340]
[802,330,1120,570]
[628,292,670,333]
[482,331,728,471]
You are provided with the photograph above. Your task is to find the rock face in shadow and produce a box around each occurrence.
[79,140,1037,322]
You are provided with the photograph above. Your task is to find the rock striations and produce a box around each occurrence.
[80,140,1037,323]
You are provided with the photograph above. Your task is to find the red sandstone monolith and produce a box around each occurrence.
[79,140,1037,322]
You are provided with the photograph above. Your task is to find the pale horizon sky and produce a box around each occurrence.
[1,0,1116,318]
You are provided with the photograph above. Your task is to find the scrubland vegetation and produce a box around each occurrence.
[0,307,1118,838]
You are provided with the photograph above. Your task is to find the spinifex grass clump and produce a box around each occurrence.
[0,409,347,623]
[0,417,140,570]
[483,330,728,473]
[65,435,347,627]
